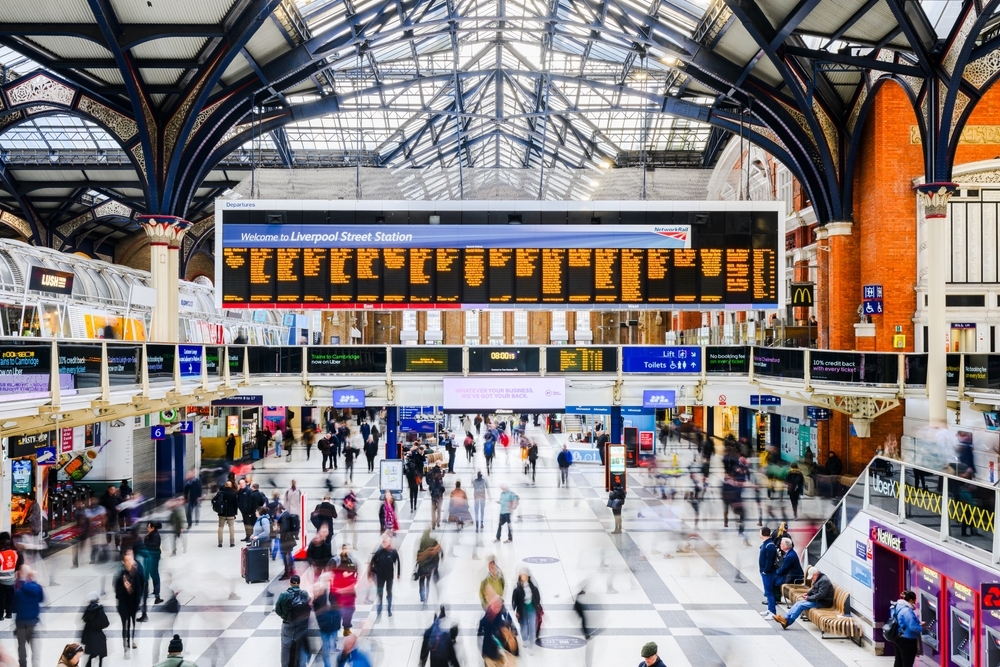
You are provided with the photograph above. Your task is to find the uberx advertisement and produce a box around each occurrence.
[442,377,566,412]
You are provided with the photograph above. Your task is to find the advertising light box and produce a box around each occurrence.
[442,377,565,412]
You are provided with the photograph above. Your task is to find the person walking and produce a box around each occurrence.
[638,642,666,667]
[336,635,372,667]
[275,575,311,667]
[785,463,805,519]
[364,429,378,474]
[57,644,84,667]
[444,433,457,474]
[406,455,421,512]
[273,427,284,458]
[0,532,22,619]
[80,592,108,667]
[478,596,518,667]
[556,445,572,487]
[511,570,541,652]
[319,433,333,473]
[494,484,517,543]
[472,472,489,533]
[758,527,778,620]
[428,466,445,530]
[448,481,471,532]
[415,529,442,605]
[278,505,300,581]
[307,526,333,580]
[378,491,399,536]
[153,635,198,667]
[143,522,164,605]
[419,605,459,667]
[311,495,339,543]
[888,591,925,667]
[342,491,359,549]
[483,432,496,475]
[343,437,358,483]
[478,557,505,609]
[608,486,626,534]
[527,441,538,483]
[182,473,202,529]
[369,533,401,620]
[284,481,303,519]
[113,550,143,658]
[332,544,358,637]
[313,579,341,667]
[773,566,835,630]
[13,568,43,667]
[214,481,238,548]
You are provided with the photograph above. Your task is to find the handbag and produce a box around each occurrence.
[607,498,623,510]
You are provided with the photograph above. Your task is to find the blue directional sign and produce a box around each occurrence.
[642,390,676,408]
[863,285,883,300]
[151,425,167,440]
[807,407,831,421]
[178,345,202,378]
[35,446,57,466]
[333,390,366,409]
[622,346,701,373]
[863,300,884,315]
[750,395,781,406]
[179,421,194,434]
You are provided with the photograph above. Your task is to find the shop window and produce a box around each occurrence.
[489,311,504,345]
[946,294,985,307]
[513,311,528,345]
[902,467,942,532]
[947,477,995,552]
[401,311,417,332]
[575,311,591,332]
[464,311,479,345]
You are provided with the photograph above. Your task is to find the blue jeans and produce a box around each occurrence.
[761,573,776,614]
[475,498,485,526]
[319,629,339,667]
[275,440,282,457]
[520,608,537,647]
[785,599,819,625]
[271,538,280,560]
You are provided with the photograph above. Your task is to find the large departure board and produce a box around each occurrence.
[217,204,782,309]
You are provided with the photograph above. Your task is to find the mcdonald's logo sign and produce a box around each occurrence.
[791,283,814,306]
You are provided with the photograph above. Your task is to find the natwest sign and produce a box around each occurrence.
[870,524,906,552]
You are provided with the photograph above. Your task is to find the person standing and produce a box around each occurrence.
[473,472,489,533]
[478,557,505,609]
[343,438,358,483]
[143,522,164,605]
[237,479,255,542]
[494,485,517,543]
[273,427,283,458]
[444,433,457,474]
[379,491,399,536]
[511,570,541,652]
[785,463,805,519]
[888,591,925,667]
[758,527,778,620]
[332,544,358,637]
[319,433,333,473]
[153,635,198,667]
[369,533,401,620]
[278,505,300,581]
[113,550,143,658]
[474,415,482,436]
[527,441,538,483]
[341,491,359,549]
[406,455,421,512]
[182,473,202,529]
[251,506,272,547]
[225,433,237,463]
[556,445,572,487]
[215,481,238,549]
[428,467,445,530]
[364,429,378,474]
[608,486,626,534]
[275,575,311,667]
[0,532,22,619]
[284,481,303,519]
[13,568,43,667]
[80,592,108,667]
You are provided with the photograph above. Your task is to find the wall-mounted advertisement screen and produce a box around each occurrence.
[217,202,782,309]
[442,377,565,412]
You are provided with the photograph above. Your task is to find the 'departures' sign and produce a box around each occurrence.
[442,377,566,412]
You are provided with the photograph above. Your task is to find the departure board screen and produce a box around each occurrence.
[218,204,782,309]
[391,347,464,373]
[546,346,618,373]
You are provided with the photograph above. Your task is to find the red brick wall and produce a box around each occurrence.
[955,83,1000,165]
[826,228,860,349]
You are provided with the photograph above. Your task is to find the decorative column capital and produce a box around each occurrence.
[825,221,853,237]
[914,182,958,219]
[137,215,191,247]
[814,227,830,241]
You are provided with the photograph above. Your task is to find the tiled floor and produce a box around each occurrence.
[0,428,889,666]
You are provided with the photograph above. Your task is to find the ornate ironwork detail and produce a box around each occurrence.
[57,211,94,237]
[5,74,74,108]
[957,169,1000,183]
[133,75,157,172]
[94,200,132,219]
[777,100,817,150]
[0,211,31,239]
[943,8,976,76]
[164,74,210,169]
[94,252,112,263]
[847,83,869,135]
[76,96,138,142]
[899,75,923,99]
[24,105,58,116]
[189,214,214,238]
[131,144,147,179]
[189,99,225,141]
[0,110,23,131]
[951,92,971,141]
[813,100,838,177]
[964,49,1000,89]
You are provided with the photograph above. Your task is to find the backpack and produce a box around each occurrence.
[428,619,450,662]
[499,432,509,447]
[289,587,311,621]
[287,513,300,535]
[485,440,495,457]
[882,605,900,643]
[211,491,225,515]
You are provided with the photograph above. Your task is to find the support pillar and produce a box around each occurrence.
[916,184,957,428]
[826,222,859,350]
[137,216,191,342]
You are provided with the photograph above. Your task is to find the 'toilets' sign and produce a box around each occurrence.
[622,346,701,373]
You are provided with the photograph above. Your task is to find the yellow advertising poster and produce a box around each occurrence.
[83,313,147,341]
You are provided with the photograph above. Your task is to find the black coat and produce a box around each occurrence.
[511,580,541,622]
[81,601,109,658]
[114,563,145,614]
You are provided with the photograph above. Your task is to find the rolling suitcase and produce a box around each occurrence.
[242,544,269,583]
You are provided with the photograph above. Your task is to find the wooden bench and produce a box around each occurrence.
[780,582,862,645]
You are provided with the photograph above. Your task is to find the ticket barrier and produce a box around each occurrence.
[951,607,972,667]
[986,627,1000,667]
[920,590,940,650]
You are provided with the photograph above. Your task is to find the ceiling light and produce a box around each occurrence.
[661,56,678,66]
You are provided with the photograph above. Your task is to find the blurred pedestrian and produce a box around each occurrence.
[369,533,401,620]
[153,635,197,667]
[80,592,108,667]
[275,575,311,667]
[0,532,21,619]
[379,491,399,536]
[13,568,43,667]
[511,570,541,651]
[557,445,572,487]
[479,557,505,609]
[416,529,442,605]
[284,481,303,518]
[494,485,517,543]
[478,596,518,667]
[608,486,626,534]
[420,605,459,667]
[332,544,359,637]
[342,491,358,549]
[473,472,489,533]
[785,464,804,519]
[336,635,372,667]
[313,577,341,666]
[113,550,143,657]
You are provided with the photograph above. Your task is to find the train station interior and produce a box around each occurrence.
[0,0,999,666]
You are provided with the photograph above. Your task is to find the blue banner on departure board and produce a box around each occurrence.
[400,406,440,433]
[622,346,701,373]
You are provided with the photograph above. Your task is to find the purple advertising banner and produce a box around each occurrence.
[0,373,75,399]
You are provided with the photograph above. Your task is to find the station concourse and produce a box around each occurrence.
[1,0,1000,666]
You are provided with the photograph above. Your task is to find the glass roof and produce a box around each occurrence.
[1,115,119,151]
